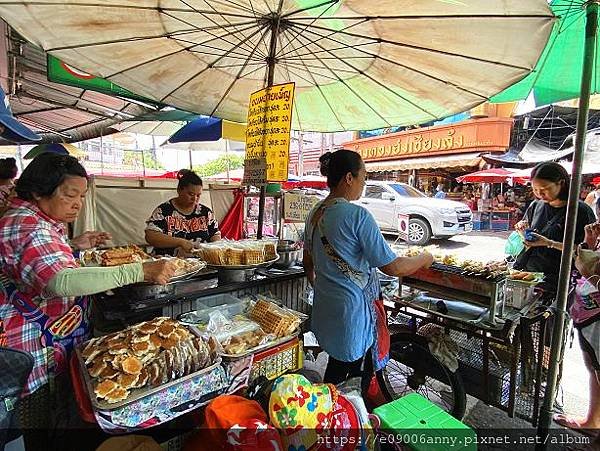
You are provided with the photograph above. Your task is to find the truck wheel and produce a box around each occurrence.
[407,218,431,245]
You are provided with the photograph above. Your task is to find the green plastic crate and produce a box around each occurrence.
[373,394,476,451]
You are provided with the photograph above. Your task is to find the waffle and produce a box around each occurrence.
[259,310,296,337]
[249,299,272,322]
[203,247,225,265]
[263,242,277,261]
[226,248,245,265]
[249,300,298,337]
[243,248,264,265]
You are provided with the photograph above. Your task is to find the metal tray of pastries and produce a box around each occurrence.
[76,317,220,410]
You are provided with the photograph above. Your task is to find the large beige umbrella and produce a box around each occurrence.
[0,1,554,132]
[111,120,187,136]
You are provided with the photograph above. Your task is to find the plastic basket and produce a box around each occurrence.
[250,337,303,381]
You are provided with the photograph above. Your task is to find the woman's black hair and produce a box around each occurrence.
[177,169,203,190]
[16,152,88,201]
[0,157,17,179]
[319,149,363,189]
[530,162,570,201]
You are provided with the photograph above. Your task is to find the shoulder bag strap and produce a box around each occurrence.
[310,200,369,289]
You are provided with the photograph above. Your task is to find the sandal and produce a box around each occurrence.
[553,414,599,437]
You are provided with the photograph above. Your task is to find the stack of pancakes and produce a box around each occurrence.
[82,317,212,404]
[199,240,275,266]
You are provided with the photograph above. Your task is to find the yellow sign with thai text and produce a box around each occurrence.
[243,82,295,185]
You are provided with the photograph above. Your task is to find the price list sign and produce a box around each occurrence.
[243,82,295,185]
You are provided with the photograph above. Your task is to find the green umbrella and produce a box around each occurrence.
[492,1,596,106]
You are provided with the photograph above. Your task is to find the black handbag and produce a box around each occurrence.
[0,347,33,450]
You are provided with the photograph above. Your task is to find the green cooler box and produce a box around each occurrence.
[373,393,476,451]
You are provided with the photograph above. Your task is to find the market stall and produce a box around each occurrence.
[454,168,530,230]
[382,246,551,425]
[69,241,309,436]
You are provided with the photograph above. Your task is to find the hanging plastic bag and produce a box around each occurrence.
[505,231,525,257]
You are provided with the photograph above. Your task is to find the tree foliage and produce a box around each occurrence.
[193,154,245,177]
[122,150,164,170]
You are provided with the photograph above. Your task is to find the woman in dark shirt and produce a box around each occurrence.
[514,162,596,293]
[145,169,221,256]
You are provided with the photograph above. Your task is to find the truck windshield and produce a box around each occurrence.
[389,184,426,198]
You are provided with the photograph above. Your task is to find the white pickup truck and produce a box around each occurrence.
[356,181,473,245]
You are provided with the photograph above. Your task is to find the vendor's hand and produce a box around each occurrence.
[174,246,195,258]
[177,239,195,253]
[584,223,600,249]
[514,220,528,235]
[142,259,178,285]
[70,231,112,250]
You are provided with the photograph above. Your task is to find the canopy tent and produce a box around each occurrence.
[481,141,575,167]
[485,127,600,169]
[167,116,246,144]
[162,140,246,153]
[0,1,554,132]
[111,120,186,136]
[480,105,600,168]
[364,152,484,173]
[455,168,518,184]
[162,116,246,178]
[508,160,600,182]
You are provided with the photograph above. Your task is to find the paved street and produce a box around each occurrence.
[387,231,593,449]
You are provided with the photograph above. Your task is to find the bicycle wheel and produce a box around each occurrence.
[377,332,466,419]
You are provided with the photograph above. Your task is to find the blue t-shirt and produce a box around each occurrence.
[304,198,397,362]
[434,191,446,199]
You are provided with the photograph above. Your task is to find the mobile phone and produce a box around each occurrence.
[524,229,538,242]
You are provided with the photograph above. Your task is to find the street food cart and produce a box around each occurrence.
[381,253,551,425]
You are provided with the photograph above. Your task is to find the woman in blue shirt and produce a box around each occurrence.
[303,150,433,388]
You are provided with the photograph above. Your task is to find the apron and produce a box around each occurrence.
[310,199,390,371]
[1,276,90,384]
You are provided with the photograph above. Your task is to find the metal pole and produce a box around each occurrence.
[297,131,304,177]
[100,131,104,175]
[188,149,193,170]
[226,139,231,182]
[16,143,22,172]
[535,2,598,448]
[257,13,281,239]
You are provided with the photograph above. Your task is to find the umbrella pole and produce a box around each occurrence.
[226,139,230,182]
[535,2,598,448]
[257,14,281,240]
